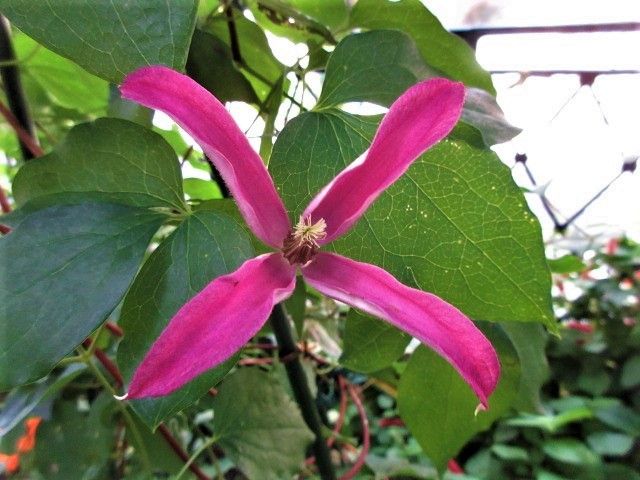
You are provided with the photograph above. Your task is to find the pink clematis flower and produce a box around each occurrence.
[119,66,500,407]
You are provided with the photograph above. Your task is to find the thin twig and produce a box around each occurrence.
[158,424,210,480]
[559,172,624,230]
[329,375,348,448]
[339,383,370,480]
[0,99,43,157]
[105,321,124,338]
[305,374,349,466]
[515,154,563,230]
[0,184,11,213]
[82,339,123,388]
[174,434,220,480]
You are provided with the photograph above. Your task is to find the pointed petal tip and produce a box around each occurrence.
[124,254,296,399]
[303,252,501,406]
[474,402,488,416]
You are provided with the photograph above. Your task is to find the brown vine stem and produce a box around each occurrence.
[158,424,210,480]
[0,184,10,213]
[0,16,40,160]
[329,376,348,448]
[0,99,43,158]
[0,184,11,234]
[339,383,370,480]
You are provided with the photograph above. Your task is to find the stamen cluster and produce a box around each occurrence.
[282,217,327,266]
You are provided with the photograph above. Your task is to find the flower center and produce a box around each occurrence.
[282,216,327,266]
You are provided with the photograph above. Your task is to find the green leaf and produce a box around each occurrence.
[0,203,162,389]
[33,395,114,479]
[594,403,640,435]
[586,431,634,456]
[183,178,223,201]
[285,0,349,31]
[506,407,594,433]
[13,32,108,114]
[117,210,254,428]
[350,0,495,94]
[0,0,198,83]
[245,0,336,44]
[502,323,549,411]
[270,110,556,329]
[542,439,600,466]
[315,30,516,147]
[203,12,286,101]
[186,29,258,104]
[491,444,530,462]
[341,310,409,373]
[209,368,314,480]
[12,118,186,211]
[461,88,522,146]
[316,30,436,109]
[126,411,188,476]
[548,254,586,274]
[108,84,154,127]
[620,354,640,389]
[603,464,640,480]
[0,365,84,436]
[397,324,520,470]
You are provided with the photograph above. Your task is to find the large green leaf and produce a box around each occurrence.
[12,118,186,211]
[117,210,254,428]
[209,368,314,479]
[270,110,555,329]
[0,0,198,83]
[316,30,435,109]
[341,310,409,373]
[315,30,518,146]
[186,29,258,104]
[397,325,520,470]
[13,33,108,114]
[503,322,549,412]
[0,202,162,389]
[350,0,494,94]
[33,395,114,479]
[204,12,286,101]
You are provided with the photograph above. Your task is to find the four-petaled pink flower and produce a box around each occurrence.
[120,66,500,407]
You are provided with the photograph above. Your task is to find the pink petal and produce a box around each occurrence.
[127,253,296,399]
[120,66,290,248]
[302,252,499,406]
[304,78,464,244]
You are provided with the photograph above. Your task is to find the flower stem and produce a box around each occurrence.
[270,304,336,480]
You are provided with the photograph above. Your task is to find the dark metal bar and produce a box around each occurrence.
[454,22,640,48]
